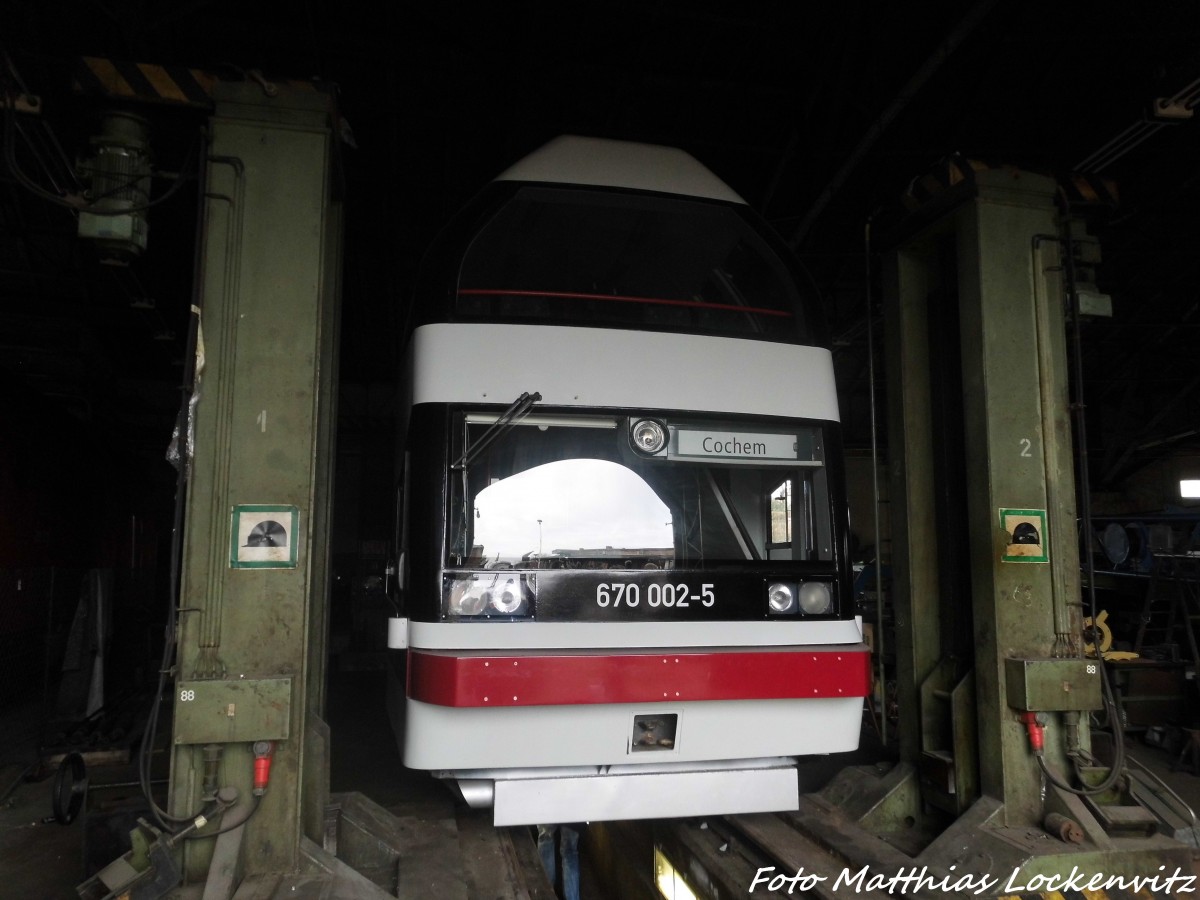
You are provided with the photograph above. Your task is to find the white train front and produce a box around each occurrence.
[387,135,870,826]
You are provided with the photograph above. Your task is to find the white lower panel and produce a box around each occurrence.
[403,696,862,769]
[490,760,799,826]
[408,618,865,651]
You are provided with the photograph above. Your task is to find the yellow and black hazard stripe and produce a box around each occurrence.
[1059,172,1120,208]
[73,56,217,108]
[901,155,994,211]
[72,57,337,109]
[902,155,1120,215]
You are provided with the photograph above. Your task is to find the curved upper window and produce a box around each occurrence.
[454,186,812,343]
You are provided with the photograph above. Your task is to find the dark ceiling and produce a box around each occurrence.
[5,0,1200,500]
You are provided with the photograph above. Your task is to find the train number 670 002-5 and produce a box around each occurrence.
[595,582,716,609]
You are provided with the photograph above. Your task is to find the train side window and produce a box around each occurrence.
[766,477,795,561]
[770,480,791,545]
[764,473,826,562]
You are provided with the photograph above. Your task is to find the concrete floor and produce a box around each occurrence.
[0,662,557,899]
[0,697,90,900]
[3,667,1200,899]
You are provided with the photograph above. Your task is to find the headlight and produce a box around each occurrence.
[767,582,796,614]
[798,582,833,615]
[767,581,832,615]
[491,579,527,614]
[464,590,489,615]
[630,418,668,455]
[446,574,532,617]
[448,577,488,616]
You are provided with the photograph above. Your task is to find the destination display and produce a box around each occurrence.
[673,429,800,463]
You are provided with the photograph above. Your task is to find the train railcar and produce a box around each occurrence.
[386,135,870,826]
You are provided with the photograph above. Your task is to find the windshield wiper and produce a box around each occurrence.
[451,391,542,471]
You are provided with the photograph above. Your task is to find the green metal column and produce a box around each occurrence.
[795,165,1192,885]
[169,82,342,881]
[883,233,944,772]
[886,169,1080,826]
[958,171,1078,825]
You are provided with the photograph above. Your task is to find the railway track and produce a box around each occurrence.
[655,802,901,900]
[650,797,1171,900]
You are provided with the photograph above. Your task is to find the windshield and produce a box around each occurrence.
[449,412,832,568]
[455,186,810,343]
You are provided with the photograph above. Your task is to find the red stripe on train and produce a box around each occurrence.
[408,647,871,707]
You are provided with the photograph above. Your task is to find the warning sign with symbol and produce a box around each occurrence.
[1000,508,1048,564]
[230,504,300,569]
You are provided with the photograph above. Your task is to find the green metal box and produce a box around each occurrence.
[173,676,292,745]
[1004,658,1102,712]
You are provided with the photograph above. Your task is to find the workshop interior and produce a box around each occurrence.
[4,4,1200,898]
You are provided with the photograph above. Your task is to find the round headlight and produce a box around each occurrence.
[767,582,796,613]
[450,586,487,616]
[630,419,667,455]
[490,580,525,614]
[798,582,832,615]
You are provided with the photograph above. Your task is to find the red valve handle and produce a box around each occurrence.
[253,741,274,795]
[1019,711,1044,756]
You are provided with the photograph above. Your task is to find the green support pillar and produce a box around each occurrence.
[169,82,342,882]
[957,172,1080,825]
[886,169,1080,825]
[797,165,1193,885]
[884,223,945,774]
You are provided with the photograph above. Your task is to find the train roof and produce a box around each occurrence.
[494,135,746,205]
